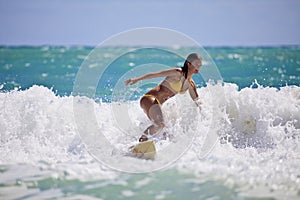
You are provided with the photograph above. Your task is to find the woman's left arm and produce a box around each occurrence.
[188,80,201,107]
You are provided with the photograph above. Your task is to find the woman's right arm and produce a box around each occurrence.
[125,68,178,86]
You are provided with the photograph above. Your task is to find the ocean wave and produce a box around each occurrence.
[0,83,299,194]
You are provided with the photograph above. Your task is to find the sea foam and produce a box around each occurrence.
[0,83,299,194]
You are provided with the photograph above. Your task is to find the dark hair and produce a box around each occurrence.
[181,53,201,79]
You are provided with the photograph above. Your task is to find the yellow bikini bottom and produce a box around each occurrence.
[142,94,161,105]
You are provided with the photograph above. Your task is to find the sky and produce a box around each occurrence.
[0,0,299,46]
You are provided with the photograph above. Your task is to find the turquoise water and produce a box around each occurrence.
[0,46,299,199]
[1,46,299,95]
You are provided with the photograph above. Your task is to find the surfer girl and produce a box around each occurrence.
[125,53,202,142]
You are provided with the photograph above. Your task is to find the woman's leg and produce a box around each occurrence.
[140,96,165,141]
[143,103,164,135]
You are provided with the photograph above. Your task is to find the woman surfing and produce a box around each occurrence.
[125,53,202,142]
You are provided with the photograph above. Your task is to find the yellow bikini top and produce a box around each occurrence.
[166,79,186,94]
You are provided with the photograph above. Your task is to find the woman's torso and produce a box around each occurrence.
[145,68,190,104]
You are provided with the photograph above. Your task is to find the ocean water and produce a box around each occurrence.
[0,46,299,199]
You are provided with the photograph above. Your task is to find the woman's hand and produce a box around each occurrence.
[194,97,202,110]
[125,78,139,86]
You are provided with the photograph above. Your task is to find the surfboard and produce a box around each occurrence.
[129,140,156,160]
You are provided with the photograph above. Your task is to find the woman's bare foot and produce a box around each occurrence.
[139,135,148,142]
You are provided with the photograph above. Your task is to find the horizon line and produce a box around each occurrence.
[1,44,299,48]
